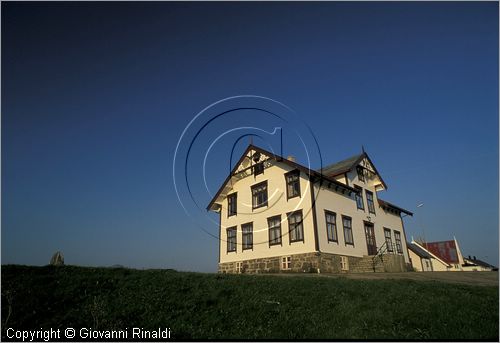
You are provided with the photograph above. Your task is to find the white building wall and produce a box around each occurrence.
[217,149,411,266]
[219,160,315,264]
[314,177,410,263]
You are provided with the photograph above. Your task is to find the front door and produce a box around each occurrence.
[364,223,377,255]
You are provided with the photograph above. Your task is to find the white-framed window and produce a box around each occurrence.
[236,262,242,274]
[340,256,349,271]
[281,256,291,270]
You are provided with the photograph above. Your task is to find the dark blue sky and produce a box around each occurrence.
[3,2,498,271]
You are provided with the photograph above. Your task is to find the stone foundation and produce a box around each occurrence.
[218,252,407,274]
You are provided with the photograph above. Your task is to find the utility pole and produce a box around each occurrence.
[417,203,426,248]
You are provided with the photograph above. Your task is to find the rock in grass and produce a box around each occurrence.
[50,251,64,266]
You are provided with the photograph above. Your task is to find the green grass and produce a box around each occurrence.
[1,265,498,340]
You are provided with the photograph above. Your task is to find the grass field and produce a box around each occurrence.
[1,265,498,340]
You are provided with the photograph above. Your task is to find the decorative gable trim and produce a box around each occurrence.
[207,144,359,211]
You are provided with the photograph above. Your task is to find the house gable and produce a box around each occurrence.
[207,144,358,212]
[319,152,388,191]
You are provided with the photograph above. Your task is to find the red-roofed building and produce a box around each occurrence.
[423,238,465,271]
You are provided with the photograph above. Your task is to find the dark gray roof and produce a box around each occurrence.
[407,242,433,259]
[317,153,364,177]
[464,258,497,269]
[379,199,413,216]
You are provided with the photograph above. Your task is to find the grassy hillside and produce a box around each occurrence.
[1,265,498,340]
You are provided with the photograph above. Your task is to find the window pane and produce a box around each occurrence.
[357,166,365,182]
[252,182,268,208]
[394,231,402,253]
[227,228,236,252]
[326,212,337,242]
[289,212,303,242]
[268,217,281,245]
[228,193,237,216]
[242,223,253,249]
[343,217,353,244]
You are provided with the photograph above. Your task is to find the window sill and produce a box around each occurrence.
[287,194,301,201]
[252,204,268,211]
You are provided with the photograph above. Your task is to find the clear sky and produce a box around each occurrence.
[3,2,498,271]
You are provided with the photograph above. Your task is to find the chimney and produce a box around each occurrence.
[468,255,471,260]
[473,256,476,260]
[287,155,296,162]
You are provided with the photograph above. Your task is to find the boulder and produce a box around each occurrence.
[50,251,64,266]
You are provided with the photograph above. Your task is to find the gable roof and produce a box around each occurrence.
[206,144,359,211]
[318,151,388,190]
[318,153,364,177]
[407,242,432,259]
[411,241,451,267]
[464,257,497,269]
[378,199,413,216]
[423,240,460,264]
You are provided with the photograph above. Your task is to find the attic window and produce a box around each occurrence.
[253,162,264,176]
[356,166,365,182]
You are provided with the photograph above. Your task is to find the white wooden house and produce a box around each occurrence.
[207,145,413,273]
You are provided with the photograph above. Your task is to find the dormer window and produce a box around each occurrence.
[251,181,268,209]
[285,170,301,199]
[356,166,365,182]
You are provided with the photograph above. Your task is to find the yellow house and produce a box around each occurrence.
[409,238,497,272]
[407,242,433,271]
[207,144,413,274]
[408,240,453,271]
[462,256,497,271]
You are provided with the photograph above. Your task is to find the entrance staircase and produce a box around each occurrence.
[350,242,401,273]
[351,255,385,273]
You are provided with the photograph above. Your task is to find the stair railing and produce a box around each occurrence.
[371,241,389,272]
